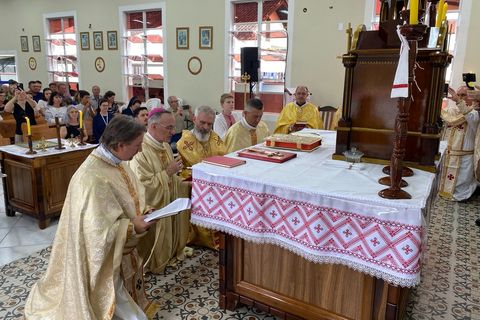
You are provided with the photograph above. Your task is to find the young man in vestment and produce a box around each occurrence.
[25,115,159,320]
[274,85,323,134]
[439,86,480,201]
[129,108,191,273]
[177,105,226,249]
[224,98,270,152]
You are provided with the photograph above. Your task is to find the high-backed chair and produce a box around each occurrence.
[21,122,57,141]
[318,106,338,131]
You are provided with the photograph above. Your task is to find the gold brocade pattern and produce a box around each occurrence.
[224,121,270,153]
[274,102,323,134]
[24,152,157,319]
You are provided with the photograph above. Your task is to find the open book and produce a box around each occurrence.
[144,198,191,222]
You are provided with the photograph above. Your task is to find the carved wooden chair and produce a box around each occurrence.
[318,106,338,131]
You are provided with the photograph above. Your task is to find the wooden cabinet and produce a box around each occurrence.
[1,148,93,229]
[220,234,409,320]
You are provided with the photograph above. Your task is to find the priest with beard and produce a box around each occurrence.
[177,105,226,249]
[129,108,192,273]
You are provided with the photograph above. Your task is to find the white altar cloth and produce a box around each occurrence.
[0,139,97,158]
[191,130,437,287]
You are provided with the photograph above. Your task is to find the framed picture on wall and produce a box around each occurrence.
[176,27,189,49]
[20,36,29,52]
[93,31,103,50]
[107,31,118,50]
[80,32,90,50]
[199,26,213,49]
[32,35,41,52]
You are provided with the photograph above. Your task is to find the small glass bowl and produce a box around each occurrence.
[343,147,364,168]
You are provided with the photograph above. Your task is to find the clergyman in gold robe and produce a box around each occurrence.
[177,105,226,249]
[224,98,270,152]
[274,85,323,134]
[130,108,191,274]
[24,115,159,320]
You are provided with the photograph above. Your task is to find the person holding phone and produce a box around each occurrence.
[4,88,38,142]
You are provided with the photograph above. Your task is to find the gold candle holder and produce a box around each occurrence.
[78,128,86,146]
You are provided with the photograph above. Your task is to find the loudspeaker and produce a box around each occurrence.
[241,47,259,82]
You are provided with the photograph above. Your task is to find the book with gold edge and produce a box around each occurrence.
[264,134,321,152]
[237,147,296,163]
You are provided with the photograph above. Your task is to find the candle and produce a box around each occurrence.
[79,110,83,129]
[441,3,448,24]
[24,116,31,136]
[409,0,419,25]
[436,0,445,28]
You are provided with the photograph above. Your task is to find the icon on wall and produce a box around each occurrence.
[199,26,213,49]
[93,31,103,50]
[80,32,90,50]
[28,57,37,70]
[107,31,118,50]
[32,35,41,52]
[176,27,189,50]
[20,36,29,52]
[95,57,105,73]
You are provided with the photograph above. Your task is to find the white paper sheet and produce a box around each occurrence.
[144,198,191,222]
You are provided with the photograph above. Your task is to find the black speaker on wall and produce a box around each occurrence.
[241,47,259,82]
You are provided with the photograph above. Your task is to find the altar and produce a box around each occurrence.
[0,141,96,229]
[191,130,438,319]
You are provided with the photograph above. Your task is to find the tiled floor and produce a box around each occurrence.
[0,181,58,266]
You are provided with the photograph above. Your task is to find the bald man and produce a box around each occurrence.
[274,85,323,134]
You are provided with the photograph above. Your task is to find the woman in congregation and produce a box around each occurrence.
[60,106,82,140]
[36,87,52,117]
[92,98,113,143]
[122,96,141,116]
[45,92,67,123]
[213,93,241,139]
[4,88,38,143]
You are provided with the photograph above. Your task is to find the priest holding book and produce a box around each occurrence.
[177,105,226,249]
[224,98,270,152]
[274,85,323,134]
[129,108,192,274]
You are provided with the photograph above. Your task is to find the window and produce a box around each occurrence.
[45,16,78,88]
[122,10,164,101]
[0,54,17,82]
[228,0,288,93]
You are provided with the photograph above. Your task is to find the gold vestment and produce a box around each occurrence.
[129,133,190,273]
[225,120,270,153]
[274,102,323,134]
[24,149,158,319]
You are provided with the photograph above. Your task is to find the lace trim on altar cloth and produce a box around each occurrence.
[191,216,421,288]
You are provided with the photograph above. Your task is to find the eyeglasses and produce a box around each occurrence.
[157,123,175,131]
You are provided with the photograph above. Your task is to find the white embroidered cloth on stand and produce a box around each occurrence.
[191,130,438,287]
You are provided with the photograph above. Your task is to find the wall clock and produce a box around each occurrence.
[187,56,202,75]
[28,57,37,70]
[95,57,105,73]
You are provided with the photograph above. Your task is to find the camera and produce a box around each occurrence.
[462,73,476,89]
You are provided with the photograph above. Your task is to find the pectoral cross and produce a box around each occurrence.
[241,72,251,109]
[49,116,66,150]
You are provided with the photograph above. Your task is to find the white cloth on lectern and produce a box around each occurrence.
[391,26,410,98]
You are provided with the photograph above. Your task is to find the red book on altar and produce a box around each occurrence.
[202,156,246,168]
[264,134,321,152]
[237,147,297,163]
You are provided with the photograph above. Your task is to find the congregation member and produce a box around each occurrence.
[0,89,6,112]
[224,98,270,153]
[129,108,191,273]
[24,115,159,319]
[177,105,226,249]
[122,96,141,117]
[93,98,114,143]
[4,88,37,142]
[439,86,479,201]
[60,106,82,140]
[134,106,149,128]
[104,90,119,115]
[77,90,95,120]
[44,92,67,123]
[90,85,102,110]
[27,80,43,102]
[166,96,192,141]
[56,82,71,99]
[6,79,18,102]
[36,88,52,116]
[274,85,323,134]
[48,82,57,92]
[213,93,241,139]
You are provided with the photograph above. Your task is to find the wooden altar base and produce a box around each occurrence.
[220,234,410,320]
[1,148,93,229]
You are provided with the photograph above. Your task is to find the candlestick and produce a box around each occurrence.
[241,72,251,109]
[79,110,83,129]
[409,0,419,24]
[24,116,31,136]
[78,128,86,146]
[25,135,37,155]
